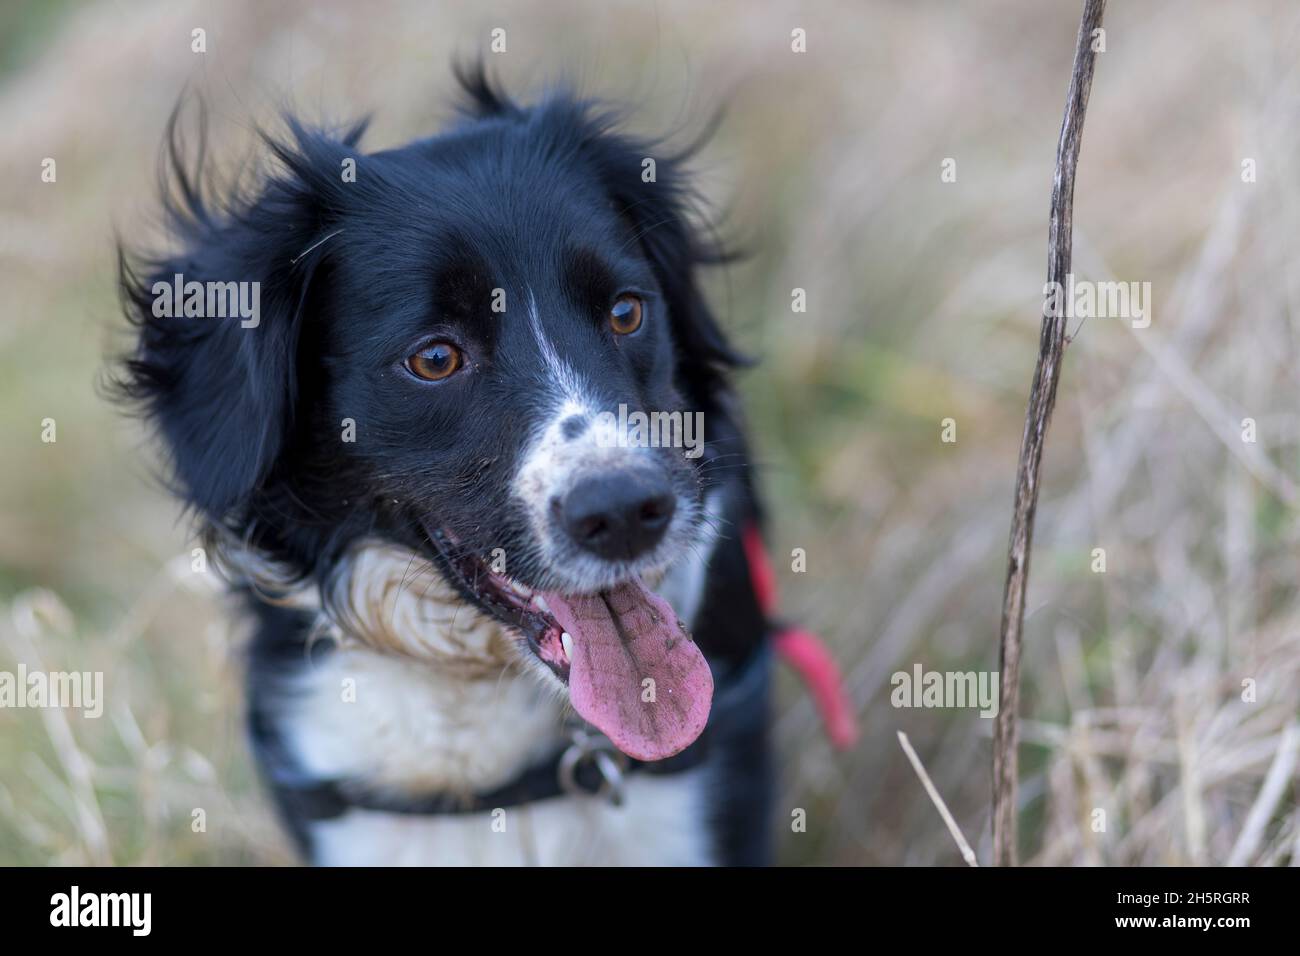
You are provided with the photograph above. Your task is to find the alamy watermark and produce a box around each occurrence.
[1044,273,1151,329]
[0,664,103,718]
[595,404,704,459]
[50,886,150,936]
[151,273,261,328]
[891,663,999,718]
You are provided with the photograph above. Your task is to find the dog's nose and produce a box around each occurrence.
[560,472,676,561]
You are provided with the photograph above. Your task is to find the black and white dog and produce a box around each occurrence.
[115,66,774,865]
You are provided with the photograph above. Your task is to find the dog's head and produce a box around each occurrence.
[115,67,743,760]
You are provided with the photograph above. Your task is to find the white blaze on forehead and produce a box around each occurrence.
[526,288,590,408]
[515,288,652,540]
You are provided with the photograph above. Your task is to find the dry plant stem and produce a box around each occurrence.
[898,732,979,866]
[993,0,1106,868]
[1227,723,1300,866]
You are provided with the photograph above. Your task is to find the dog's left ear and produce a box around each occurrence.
[583,120,748,401]
[114,106,365,522]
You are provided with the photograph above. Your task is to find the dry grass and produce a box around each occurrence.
[0,0,1296,865]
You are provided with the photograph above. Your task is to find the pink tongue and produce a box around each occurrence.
[542,579,713,761]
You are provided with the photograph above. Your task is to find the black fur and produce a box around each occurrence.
[113,65,772,865]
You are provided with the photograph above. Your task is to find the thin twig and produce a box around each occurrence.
[898,731,979,866]
[1227,722,1300,866]
[993,0,1106,867]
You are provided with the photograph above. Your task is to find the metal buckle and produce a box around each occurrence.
[558,727,629,806]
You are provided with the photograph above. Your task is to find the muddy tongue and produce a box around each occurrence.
[542,579,713,761]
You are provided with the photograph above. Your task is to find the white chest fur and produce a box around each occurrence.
[281,646,713,866]
[269,507,721,866]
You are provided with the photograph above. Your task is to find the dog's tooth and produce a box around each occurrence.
[507,579,531,598]
[560,632,573,662]
[532,594,551,613]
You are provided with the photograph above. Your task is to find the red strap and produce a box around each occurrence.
[773,629,859,750]
[741,523,859,750]
[742,521,779,616]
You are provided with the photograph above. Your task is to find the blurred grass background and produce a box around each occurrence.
[1,0,1298,865]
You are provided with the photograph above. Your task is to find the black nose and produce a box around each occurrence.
[560,472,676,561]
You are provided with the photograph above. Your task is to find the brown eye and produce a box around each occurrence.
[406,342,463,382]
[609,294,643,335]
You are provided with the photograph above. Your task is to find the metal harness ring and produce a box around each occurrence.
[558,729,629,806]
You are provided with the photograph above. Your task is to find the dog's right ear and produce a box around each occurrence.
[113,103,365,522]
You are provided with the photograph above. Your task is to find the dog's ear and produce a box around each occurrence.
[451,58,522,119]
[582,115,749,402]
[113,104,365,522]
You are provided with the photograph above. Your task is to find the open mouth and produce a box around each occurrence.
[424,524,713,761]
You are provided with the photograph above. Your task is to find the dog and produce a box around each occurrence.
[113,65,776,866]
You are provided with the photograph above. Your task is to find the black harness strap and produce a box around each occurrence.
[281,641,770,821]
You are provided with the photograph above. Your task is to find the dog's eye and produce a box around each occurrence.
[608,294,643,335]
[406,342,463,382]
